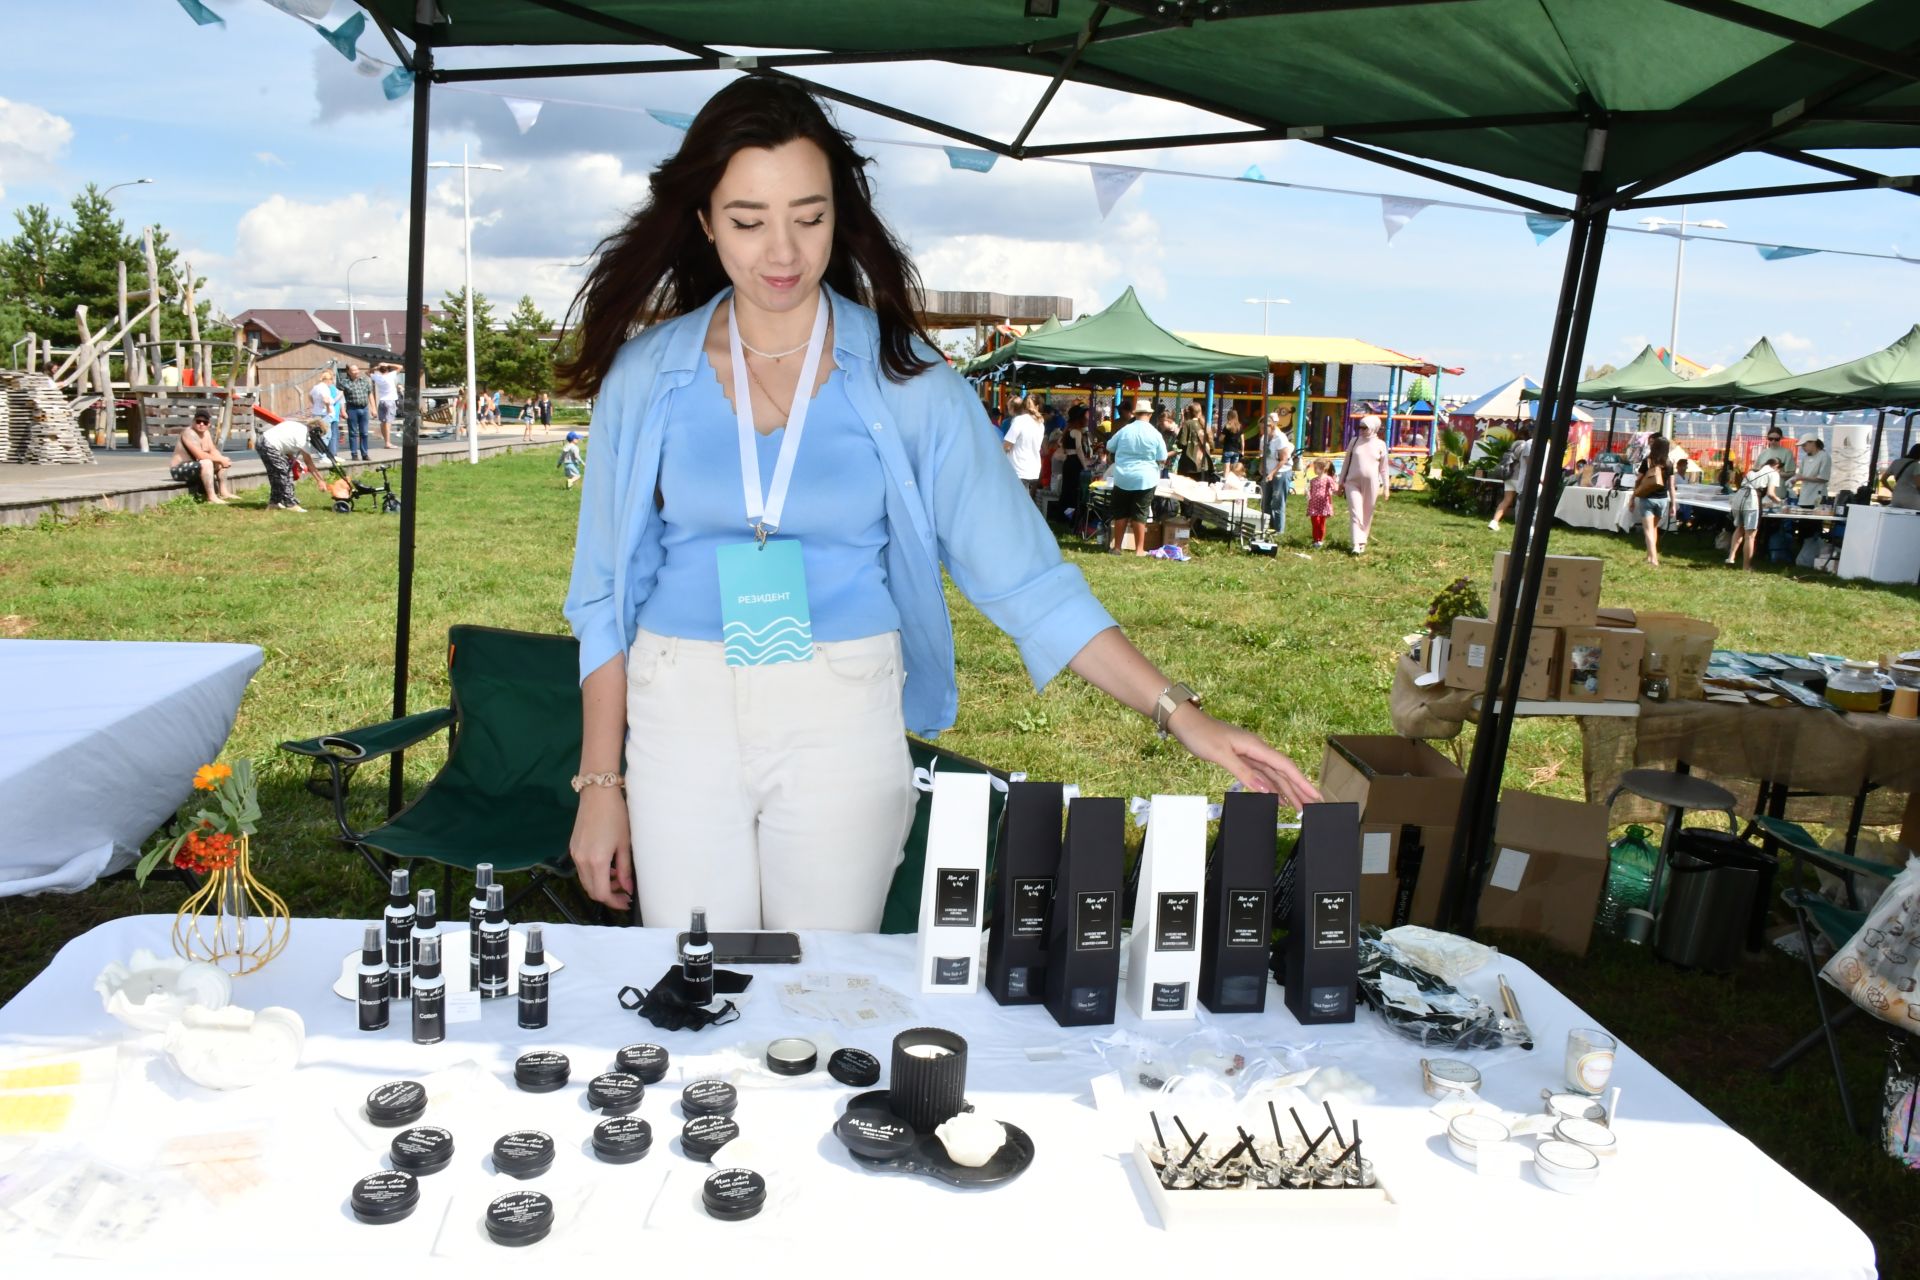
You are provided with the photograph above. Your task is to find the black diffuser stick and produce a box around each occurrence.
[1177,1131,1209,1170]
[1173,1114,1196,1149]
[1288,1106,1312,1146]
[1211,1137,1249,1170]
[1238,1126,1267,1169]
[1293,1126,1331,1168]
[1324,1099,1345,1148]
[1150,1111,1167,1150]
[1268,1100,1285,1149]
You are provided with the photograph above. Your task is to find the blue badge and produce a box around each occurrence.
[716,539,813,667]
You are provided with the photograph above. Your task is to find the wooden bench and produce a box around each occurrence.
[132,388,257,452]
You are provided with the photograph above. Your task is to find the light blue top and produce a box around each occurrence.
[635,362,898,643]
[565,286,1117,736]
[1108,420,1168,491]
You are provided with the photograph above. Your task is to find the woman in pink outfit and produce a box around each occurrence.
[1342,414,1389,554]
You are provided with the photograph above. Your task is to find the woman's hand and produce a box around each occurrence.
[570,787,634,911]
[1168,705,1321,811]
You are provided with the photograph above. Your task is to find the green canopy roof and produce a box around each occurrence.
[1525,344,1691,403]
[1738,325,1920,410]
[361,1,1920,202]
[1632,337,1796,409]
[963,287,1266,379]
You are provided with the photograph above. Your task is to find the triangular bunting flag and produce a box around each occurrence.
[1381,196,1432,243]
[175,0,224,25]
[260,0,333,14]
[504,98,544,134]
[647,109,694,132]
[1526,213,1570,244]
[1756,244,1819,261]
[1240,164,1266,182]
[317,11,366,60]
[1090,164,1144,218]
[943,147,998,173]
[381,66,415,101]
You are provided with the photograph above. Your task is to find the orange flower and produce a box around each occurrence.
[173,830,239,875]
[193,763,233,791]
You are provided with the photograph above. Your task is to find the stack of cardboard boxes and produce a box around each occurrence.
[1443,552,1649,705]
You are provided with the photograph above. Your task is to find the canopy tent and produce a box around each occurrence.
[1738,326,1920,481]
[1456,376,1592,423]
[1634,336,1796,408]
[355,0,1920,938]
[1173,333,1440,372]
[964,287,1266,379]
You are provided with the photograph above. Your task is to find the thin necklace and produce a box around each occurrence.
[741,337,809,361]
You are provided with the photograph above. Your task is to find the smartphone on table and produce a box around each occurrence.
[674,930,804,965]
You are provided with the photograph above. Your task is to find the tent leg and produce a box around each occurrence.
[1607,401,1618,454]
[1720,408,1738,490]
[1440,134,1614,936]
[1868,408,1888,496]
[390,27,434,818]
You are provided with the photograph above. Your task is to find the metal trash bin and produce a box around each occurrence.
[1654,829,1772,971]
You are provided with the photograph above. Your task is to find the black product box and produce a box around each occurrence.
[1200,790,1278,1014]
[987,781,1064,1006]
[1279,801,1360,1026]
[1044,796,1125,1028]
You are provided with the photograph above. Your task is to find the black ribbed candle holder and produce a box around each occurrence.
[889,1027,968,1132]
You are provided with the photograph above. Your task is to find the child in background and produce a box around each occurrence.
[1306,457,1337,549]
[558,431,584,489]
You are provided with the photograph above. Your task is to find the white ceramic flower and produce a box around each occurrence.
[95,949,232,1031]
[934,1112,1006,1168]
[163,1005,305,1090]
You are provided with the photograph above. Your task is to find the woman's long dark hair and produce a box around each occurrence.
[556,77,934,397]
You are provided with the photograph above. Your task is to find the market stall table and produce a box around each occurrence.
[1553,483,1634,532]
[0,640,263,896]
[0,916,1874,1276]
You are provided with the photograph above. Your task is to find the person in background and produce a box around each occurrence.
[1259,411,1294,538]
[558,430,584,489]
[338,362,375,461]
[522,393,541,444]
[1885,443,1920,510]
[1751,424,1796,482]
[1108,400,1167,555]
[168,408,237,504]
[308,371,344,456]
[1154,407,1177,451]
[1001,393,1044,493]
[1342,413,1389,554]
[1793,436,1829,508]
[538,391,553,432]
[371,362,400,450]
[255,416,325,512]
[1175,403,1210,480]
[1487,430,1533,532]
[1217,407,1244,472]
[1059,403,1093,530]
[1634,434,1677,567]
[1306,457,1337,549]
[1725,454,1784,569]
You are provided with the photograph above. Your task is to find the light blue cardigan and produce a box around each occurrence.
[563,286,1116,736]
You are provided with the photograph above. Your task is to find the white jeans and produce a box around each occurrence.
[624,628,916,932]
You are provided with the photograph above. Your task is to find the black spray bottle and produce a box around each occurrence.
[357,923,390,1031]
[412,888,441,981]
[384,868,415,1000]
[518,924,550,1030]
[468,863,493,994]
[412,935,446,1045]
[479,882,510,1000]
[680,908,714,1006]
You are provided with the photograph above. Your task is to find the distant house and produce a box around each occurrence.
[252,338,399,422]
[235,307,437,354]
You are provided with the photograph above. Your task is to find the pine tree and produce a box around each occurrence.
[495,294,555,396]
[422,288,502,388]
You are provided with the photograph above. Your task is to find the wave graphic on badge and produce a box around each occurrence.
[723,615,815,666]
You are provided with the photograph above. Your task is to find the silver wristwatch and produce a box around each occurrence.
[1152,682,1202,737]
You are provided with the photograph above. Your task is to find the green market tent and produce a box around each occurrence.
[1634,336,1796,408]
[963,287,1266,379]
[1741,324,1920,410]
[1575,345,1693,402]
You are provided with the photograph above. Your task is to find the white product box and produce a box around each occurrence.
[1124,794,1208,1020]
[916,770,991,995]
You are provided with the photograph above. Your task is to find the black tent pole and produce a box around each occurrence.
[1440,126,1613,935]
[1867,407,1888,496]
[1607,401,1618,453]
[390,22,434,818]
[1720,408,1738,489]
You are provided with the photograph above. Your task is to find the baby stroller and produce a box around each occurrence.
[313,462,402,515]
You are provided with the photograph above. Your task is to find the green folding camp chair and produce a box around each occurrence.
[1755,814,1901,1134]
[281,625,585,922]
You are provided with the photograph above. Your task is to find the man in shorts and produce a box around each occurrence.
[371,363,400,450]
[168,409,236,504]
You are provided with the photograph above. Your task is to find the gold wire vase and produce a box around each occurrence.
[172,837,292,976]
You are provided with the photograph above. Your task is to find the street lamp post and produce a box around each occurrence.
[1638,205,1727,435]
[346,255,379,346]
[102,178,155,200]
[1242,295,1290,336]
[427,146,504,464]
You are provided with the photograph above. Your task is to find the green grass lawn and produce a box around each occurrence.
[4,448,1917,1267]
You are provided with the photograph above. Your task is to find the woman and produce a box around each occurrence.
[1217,407,1244,472]
[1725,455,1783,569]
[1258,411,1294,537]
[1634,434,1677,566]
[1884,443,1920,510]
[1341,414,1389,554]
[1060,403,1094,530]
[1001,394,1045,492]
[559,79,1316,930]
[1106,400,1167,557]
[1793,436,1829,508]
[1175,403,1209,479]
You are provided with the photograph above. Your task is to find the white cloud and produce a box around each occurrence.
[0,97,74,199]
[911,210,1166,317]
[1773,330,1814,353]
[254,151,288,168]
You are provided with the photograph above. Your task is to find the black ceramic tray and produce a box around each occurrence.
[834,1095,1034,1188]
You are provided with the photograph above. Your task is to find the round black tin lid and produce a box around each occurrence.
[513,1050,571,1092]
[350,1170,420,1224]
[591,1115,654,1164]
[492,1129,556,1179]
[585,1071,644,1116]
[365,1080,428,1127]
[827,1048,881,1087]
[389,1125,454,1174]
[681,1078,738,1117]
[833,1109,916,1161]
[766,1038,817,1077]
[486,1190,555,1247]
[615,1042,670,1084]
[681,1114,741,1162]
[702,1167,766,1221]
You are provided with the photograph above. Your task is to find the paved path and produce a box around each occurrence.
[0,426,575,525]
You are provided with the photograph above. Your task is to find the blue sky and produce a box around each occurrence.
[5,0,1919,392]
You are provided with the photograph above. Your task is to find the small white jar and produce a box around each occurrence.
[1533,1138,1601,1194]
[1445,1112,1511,1167]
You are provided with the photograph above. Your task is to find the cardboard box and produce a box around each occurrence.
[1559,626,1646,702]
[1445,618,1560,702]
[1595,606,1638,629]
[1477,791,1610,956]
[1491,552,1603,627]
[1319,736,1463,929]
[1635,612,1719,700]
[1118,523,1164,553]
[1162,517,1194,544]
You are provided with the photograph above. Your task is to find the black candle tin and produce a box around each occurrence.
[702,1168,767,1221]
[889,1028,969,1134]
[364,1080,428,1128]
[586,1071,645,1116]
[350,1170,419,1224]
[833,1110,916,1161]
[827,1047,881,1087]
[766,1038,817,1076]
[681,1114,740,1161]
[492,1129,556,1179]
[486,1190,555,1247]
[513,1050,571,1093]
[615,1042,670,1084]
[592,1115,653,1165]
[388,1126,454,1175]
[681,1078,738,1118]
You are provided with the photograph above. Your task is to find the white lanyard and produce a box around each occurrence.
[728,290,830,544]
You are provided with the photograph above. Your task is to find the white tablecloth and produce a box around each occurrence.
[0,916,1875,1277]
[1553,484,1634,532]
[0,640,263,895]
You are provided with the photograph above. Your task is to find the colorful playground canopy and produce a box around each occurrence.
[1173,333,1448,374]
[964,287,1267,379]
